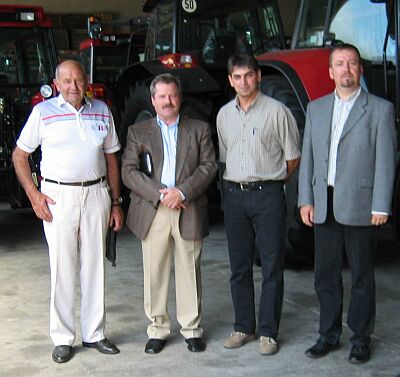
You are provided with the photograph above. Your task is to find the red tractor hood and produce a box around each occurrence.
[257,48,335,101]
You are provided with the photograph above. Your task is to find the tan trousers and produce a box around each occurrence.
[41,180,110,346]
[141,205,203,339]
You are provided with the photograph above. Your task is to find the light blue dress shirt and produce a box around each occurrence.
[157,115,179,188]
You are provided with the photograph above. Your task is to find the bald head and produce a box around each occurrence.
[53,60,88,110]
[55,60,87,81]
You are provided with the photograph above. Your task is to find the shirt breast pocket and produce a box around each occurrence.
[90,121,109,146]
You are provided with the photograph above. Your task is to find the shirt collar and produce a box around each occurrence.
[334,87,361,103]
[57,94,92,109]
[156,114,180,129]
[235,91,261,112]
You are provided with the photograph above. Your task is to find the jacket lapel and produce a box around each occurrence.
[339,89,367,141]
[175,117,191,183]
[314,94,334,153]
[147,119,164,179]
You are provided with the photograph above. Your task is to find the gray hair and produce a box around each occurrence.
[150,73,182,98]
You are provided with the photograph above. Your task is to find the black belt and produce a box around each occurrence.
[225,180,282,191]
[42,176,106,187]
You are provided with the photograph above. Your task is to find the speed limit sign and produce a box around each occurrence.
[182,0,197,13]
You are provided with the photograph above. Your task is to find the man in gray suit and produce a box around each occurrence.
[122,73,217,354]
[298,43,397,364]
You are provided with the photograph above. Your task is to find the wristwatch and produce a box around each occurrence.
[111,196,123,206]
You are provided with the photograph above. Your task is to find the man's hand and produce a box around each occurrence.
[371,214,388,226]
[300,205,314,227]
[28,189,55,222]
[159,187,188,210]
[109,206,124,231]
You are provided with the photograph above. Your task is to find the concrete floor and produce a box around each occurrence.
[1,208,400,377]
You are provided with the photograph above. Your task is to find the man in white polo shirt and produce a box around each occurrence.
[12,60,124,363]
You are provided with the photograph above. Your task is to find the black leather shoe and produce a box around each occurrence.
[145,338,167,354]
[82,338,120,354]
[52,345,72,363]
[348,345,370,364]
[305,339,340,358]
[185,337,206,352]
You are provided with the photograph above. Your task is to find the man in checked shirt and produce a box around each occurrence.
[217,54,300,355]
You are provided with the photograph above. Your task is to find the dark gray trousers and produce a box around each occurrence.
[223,180,286,339]
[314,188,376,346]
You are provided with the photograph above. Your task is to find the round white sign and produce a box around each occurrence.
[182,0,197,13]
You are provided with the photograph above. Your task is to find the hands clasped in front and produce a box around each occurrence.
[159,187,187,210]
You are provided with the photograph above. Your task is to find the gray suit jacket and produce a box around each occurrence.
[298,89,397,226]
[121,116,217,240]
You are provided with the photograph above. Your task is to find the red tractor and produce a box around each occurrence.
[257,0,400,255]
[0,5,58,208]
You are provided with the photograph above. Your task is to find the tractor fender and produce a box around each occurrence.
[258,60,309,116]
[257,48,335,109]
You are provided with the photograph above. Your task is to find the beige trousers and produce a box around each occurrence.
[141,205,203,339]
[41,180,110,346]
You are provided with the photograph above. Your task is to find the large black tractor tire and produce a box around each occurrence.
[119,81,155,150]
[118,82,155,212]
[260,75,314,266]
[261,74,305,131]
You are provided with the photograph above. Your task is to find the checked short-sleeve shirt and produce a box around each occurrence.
[217,92,300,182]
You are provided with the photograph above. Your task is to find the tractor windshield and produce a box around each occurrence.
[0,28,54,86]
[145,0,286,66]
[293,0,397,101]
[294,0,395,63]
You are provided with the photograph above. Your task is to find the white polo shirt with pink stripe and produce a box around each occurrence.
[17,94,120,182]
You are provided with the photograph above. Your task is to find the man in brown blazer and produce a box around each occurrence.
[121,73,217,354]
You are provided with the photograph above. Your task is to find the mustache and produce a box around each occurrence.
[162,104,175,109]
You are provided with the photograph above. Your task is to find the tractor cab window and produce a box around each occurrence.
[329,0,395,64]
[294,0,396,101]
[95,44,130,84]
[145,0,175,60]
[0,28,53,86]
[295,0,334,47]
[177,0,285,67]
[295,0,395,64]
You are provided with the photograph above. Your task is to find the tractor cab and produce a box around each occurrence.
[0,5,57,207]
